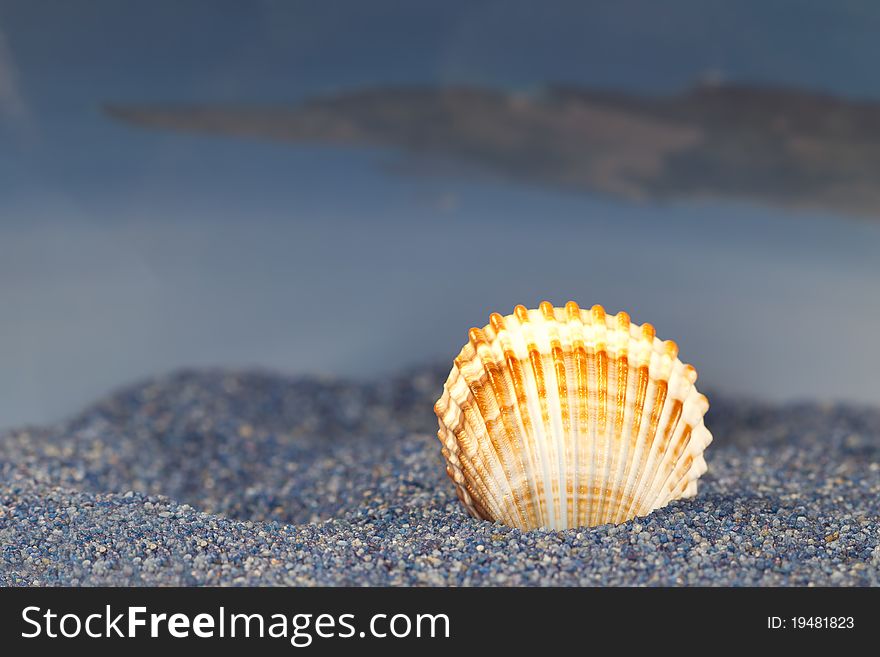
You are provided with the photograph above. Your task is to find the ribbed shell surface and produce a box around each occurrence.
[434,301,713,530]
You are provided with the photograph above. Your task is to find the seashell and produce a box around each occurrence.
[434,301,713,530]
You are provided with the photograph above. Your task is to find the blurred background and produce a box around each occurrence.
[2,0,880,428]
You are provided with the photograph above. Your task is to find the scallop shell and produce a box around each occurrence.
[434,301,712,530]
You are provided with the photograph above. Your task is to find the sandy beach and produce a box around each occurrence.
[1,364,878,586]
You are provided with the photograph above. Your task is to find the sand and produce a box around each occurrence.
[1,365,878,585]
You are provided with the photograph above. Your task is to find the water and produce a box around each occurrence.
[2,0,879,427]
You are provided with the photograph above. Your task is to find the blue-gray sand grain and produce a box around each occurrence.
[1,366,879,586]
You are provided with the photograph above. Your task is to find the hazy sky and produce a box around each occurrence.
[2,1,880,427]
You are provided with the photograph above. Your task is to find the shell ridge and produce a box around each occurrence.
[541,335,569,529]
[564,302,589,527]
[651,421,694,509]
[597,347,626,525]
[635,365,693,515]
[505,310,549,527]
[608,360,643,524]
[486,330,543,529]
[438,430,486,520]
[561,340,581,528]
[436,420,477,517]
[435,386,496,521]
[620,338,676,520]
[583,340,599,526]
[542,302,574,529]
[533,306,563,527]
[646,376,707,511]
[610,330,653,522]
[602,313,633,524]
[525,337,558,529]
[588,341,607,525]
[473,349,537,529]
[673,427,711,500]
[655,395,712,506]
[632,380,688,513]
[458,357,531,528]
[571,329,591,526]
[585,305,607,525]
[619,377,668,521]
[438,373,518,526]
[442,419,512,526]
[597,352,621,524]
[549,340,573,529]
[500,341,547,529]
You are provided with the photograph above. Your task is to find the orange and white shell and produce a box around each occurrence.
[434,302,712,530]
